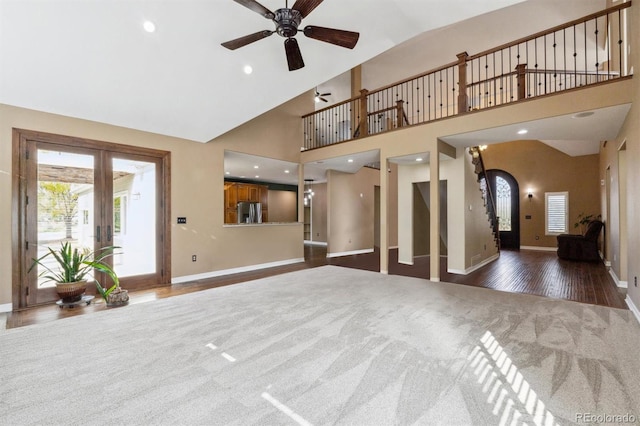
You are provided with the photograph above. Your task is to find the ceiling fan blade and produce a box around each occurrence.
[320,92,331,97]
[284,38,305,71]
[291,0,324,19]
[232,0,274,19]
[221,30,273,50]
[303,26,359,49]
[320,97,328,103]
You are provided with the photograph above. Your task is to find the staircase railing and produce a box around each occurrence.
[469,147,500,250]
[301,2,632,150]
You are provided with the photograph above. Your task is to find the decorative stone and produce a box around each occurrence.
[106,288,129,306]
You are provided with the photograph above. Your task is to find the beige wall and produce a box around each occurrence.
[613,0,639,307]
[302,81,631,279]
[482,140,601,248]
[463,147,501,271]
[1,93,311,307]
[396,153,497,273]
[267,190,297,223]
[600,139,627,282]
[327,167,379,254]
[310,183,327,243]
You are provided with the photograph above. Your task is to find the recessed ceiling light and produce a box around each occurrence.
[255,175,259,178]
[143,21,156,33]
[284,170,290,174]
[517,129,528,135]
[253,165,259,169]
[416,157,423,162]
[572,111,595,119]
[347,159,354,163]
[243,65,253,75]
[225,171,230,175]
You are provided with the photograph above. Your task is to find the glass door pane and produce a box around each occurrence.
[36,149,96,290]
[111,158,156,277]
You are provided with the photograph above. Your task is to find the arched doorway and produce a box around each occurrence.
[481,169,520,249]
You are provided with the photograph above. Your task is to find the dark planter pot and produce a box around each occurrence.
[55,281,87,303]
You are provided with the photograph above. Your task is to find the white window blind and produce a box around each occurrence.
[545,192,568,235]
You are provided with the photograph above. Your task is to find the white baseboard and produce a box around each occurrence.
[0,303,12,313]
[626,295,640,325]
[304,240,328,246]
[520,246,557,252]
[326,248,374,258]
[171,257,305,284]
[448,253,500,275]
[604,260,612,267]
[608,268,628,289]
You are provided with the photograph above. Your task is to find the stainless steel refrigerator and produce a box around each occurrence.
[237,201,262,223]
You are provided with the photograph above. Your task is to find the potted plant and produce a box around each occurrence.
[29,242,120,304]
[95,275,129,307]
[574,213,602,234]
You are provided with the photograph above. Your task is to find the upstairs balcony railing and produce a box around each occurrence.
[302,2,632,150]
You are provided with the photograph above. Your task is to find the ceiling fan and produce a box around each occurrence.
[221,0,360,71]
[314,89,331,103]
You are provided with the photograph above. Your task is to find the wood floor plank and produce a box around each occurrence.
[4,246,627,330]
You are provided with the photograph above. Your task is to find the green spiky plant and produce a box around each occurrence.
[29,242,120,298]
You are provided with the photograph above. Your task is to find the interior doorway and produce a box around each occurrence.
[13,129,171,308]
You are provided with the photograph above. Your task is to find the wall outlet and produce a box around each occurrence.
[177,217,187,224]
[192,255,197,262]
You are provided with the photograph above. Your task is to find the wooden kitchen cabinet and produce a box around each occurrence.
[224,181,269,224]
[249,185,259,202]
[224,183,237,210]
[236,184,250,202]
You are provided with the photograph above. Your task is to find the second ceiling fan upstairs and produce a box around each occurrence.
[221,0,360,71]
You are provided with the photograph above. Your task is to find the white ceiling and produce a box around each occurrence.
[224,150,299,184]
[439,104,632,155]
[0,0,523,143]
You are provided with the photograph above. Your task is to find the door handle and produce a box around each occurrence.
[96,226,101,242]
[107,225,112,242]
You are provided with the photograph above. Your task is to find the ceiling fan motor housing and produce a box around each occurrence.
[274,8,302,38]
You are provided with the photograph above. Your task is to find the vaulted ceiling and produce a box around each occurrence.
[0,0,524,143]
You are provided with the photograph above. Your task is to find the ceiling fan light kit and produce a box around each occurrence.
[222,0,360,71]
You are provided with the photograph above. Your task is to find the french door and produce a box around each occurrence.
[14,130,170,308]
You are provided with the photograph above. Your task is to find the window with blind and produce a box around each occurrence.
[545,192,568,235]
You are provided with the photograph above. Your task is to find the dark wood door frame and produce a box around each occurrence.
[485,169,520,250]
[12,128,172,310]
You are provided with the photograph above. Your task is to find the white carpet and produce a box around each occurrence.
[1,265,639,425]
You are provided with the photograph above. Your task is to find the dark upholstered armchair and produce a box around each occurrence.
[557,220,604,261]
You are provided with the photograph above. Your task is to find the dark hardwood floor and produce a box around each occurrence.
[4,245,627,329]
